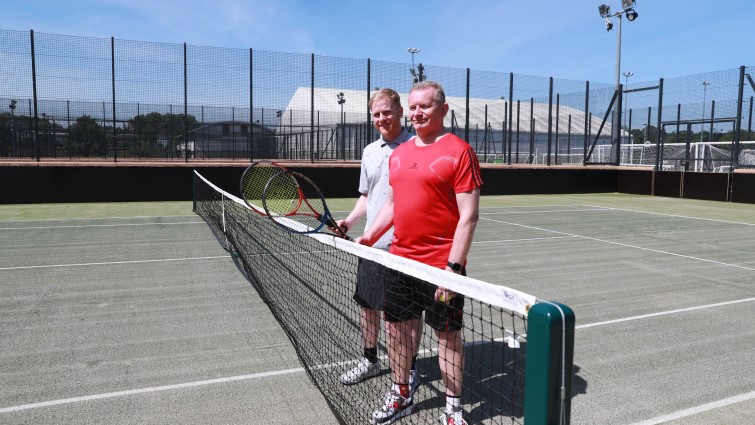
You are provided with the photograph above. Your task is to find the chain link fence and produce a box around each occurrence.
[1,29,752,170]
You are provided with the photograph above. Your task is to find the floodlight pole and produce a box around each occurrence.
[701,81,711,143]
[337,92,346,159]
[408,47,421,83]
[9,99,16,157]
[41,113,48,149]
[623,71,633,144]
[599,1,639,160]
[612,13,623,154]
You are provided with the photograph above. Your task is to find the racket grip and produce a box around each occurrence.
[327,218,352,241]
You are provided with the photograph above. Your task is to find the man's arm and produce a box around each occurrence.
[446,187,480,266]
[437,187,480,302]
[335,193,368,234]
[355,185,395,247]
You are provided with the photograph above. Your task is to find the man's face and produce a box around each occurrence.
[371,97,403,140]
[408,87,448,137]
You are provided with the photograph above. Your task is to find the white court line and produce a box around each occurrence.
[474,235,580,244]
[480,217,755,272]
[0,339,503,415]
[0,368,305,414]
[2,297,748,415]
[583,204,755,227]
[0,221,204,230]
[576,297,755,329]
[480,208,605,215]
[0,256,231,271]
[480,204,588,210]
[626,391,755,425]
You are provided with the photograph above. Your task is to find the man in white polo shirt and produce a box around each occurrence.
[335,88,420,393]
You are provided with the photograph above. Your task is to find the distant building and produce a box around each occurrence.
[279,87,623,163]
[176,121,277,159]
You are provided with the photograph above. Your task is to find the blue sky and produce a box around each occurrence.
[2,0,753,87]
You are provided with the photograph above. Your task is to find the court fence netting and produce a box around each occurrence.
[192,170,575,425]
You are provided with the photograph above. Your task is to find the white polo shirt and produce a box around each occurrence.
[358,128,412,251]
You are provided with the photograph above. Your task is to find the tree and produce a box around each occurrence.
[718,130,754,142]
[66,115,105,157]
[632,124,663,144]
[124,112,198,157]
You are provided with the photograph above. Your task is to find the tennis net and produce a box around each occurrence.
[193,170,568,425]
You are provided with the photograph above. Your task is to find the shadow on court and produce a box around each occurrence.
[412,342,588,424]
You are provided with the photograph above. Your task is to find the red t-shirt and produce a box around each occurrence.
[388,133,483,268]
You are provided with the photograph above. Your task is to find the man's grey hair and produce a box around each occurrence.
[410,81,446,105]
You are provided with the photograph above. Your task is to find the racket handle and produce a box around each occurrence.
[327,217,351,241]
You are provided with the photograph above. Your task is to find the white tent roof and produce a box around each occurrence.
[281,87,617,136]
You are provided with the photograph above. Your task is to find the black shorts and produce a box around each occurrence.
[353,259,388,311]
[383,268,465,332]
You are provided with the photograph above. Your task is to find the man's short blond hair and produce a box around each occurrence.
[369,88,402,110]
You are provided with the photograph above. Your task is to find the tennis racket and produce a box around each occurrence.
[239,160,288,214]
[261,169,350,240]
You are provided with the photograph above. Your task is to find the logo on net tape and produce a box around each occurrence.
[501,289,518,307]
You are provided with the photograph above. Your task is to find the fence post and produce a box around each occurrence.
[30,30,40,162]
[183,42,188,162]
[555,94,560,165]
[465,68,470,143]
[529,98,535,163]
[583,81,589,165]
[112,37,118,162]
[508,72,514,164]
[366,58,371,159]
[310,53,315,163]
[732,66,745,171]
[614,83,623,165]
[524,301,575,425]
[547,77,553,166]
[654,78,664,173]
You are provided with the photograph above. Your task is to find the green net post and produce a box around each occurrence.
[524,301,575,425]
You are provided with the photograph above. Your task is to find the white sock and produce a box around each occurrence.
[445,395,461,412]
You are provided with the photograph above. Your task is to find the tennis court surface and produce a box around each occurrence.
[1,191,753,424]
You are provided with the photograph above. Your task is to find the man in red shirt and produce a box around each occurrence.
[357,81,482,425]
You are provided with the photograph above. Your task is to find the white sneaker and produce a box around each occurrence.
[439,409,467,425]
[339,357,381,385]
[371,389,414,424]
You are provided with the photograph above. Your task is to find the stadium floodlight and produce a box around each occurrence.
[408,47,422,83]
[597,1,640,156]
[407,47,421,68]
